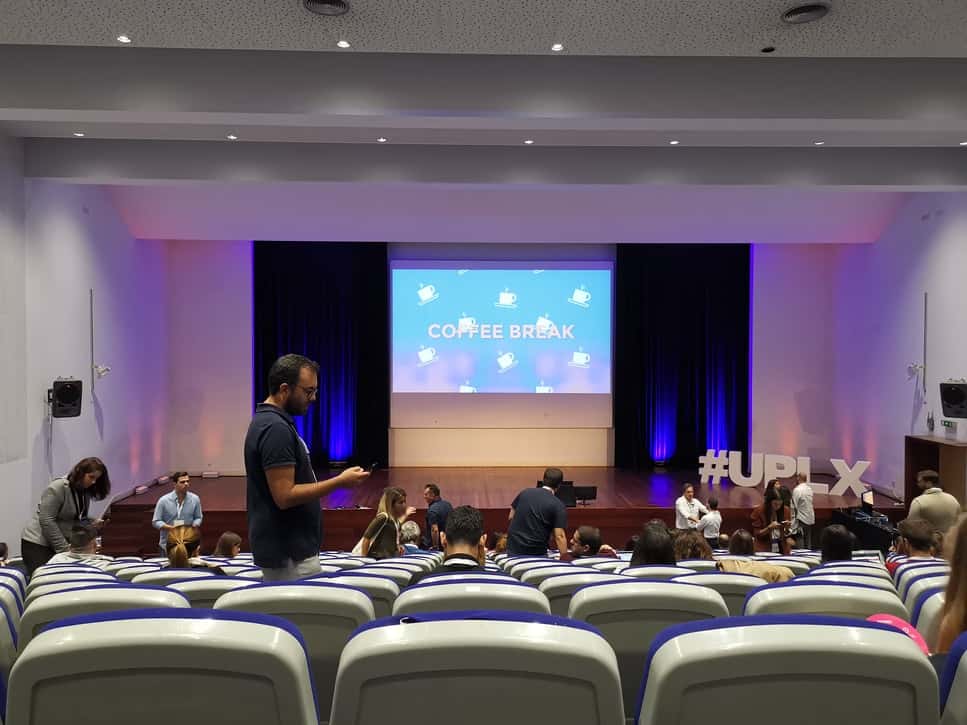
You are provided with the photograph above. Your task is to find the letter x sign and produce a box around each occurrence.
[828,459,871,496]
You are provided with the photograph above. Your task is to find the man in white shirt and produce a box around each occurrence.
[696,497,722,549]
[675,483,708,530]
[46,523,113,570]
[791,473,816,549]
[909,470,962,534]
[152,471,203,557]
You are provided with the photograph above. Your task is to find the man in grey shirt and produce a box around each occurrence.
[909,469,961,534]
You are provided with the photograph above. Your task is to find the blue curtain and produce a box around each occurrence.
[252,242,389,467]
[614,244,750,468]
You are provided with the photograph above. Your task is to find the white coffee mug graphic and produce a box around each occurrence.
[498,291,517,306]
[497,352,516,369]
[535,385,554,394]
[418,347,437,364]
[458,316,477,332]
[458,384,477,393]
[571,351,591,366]
[571,288,591,305]
[536,315,553,331]
[417,284,436,302]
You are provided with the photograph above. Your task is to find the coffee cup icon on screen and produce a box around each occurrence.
[569,287,591,308]
[458,315,477,333]
[458,383,477,393]
[535,382,554,393]
[417,283,438,305]
[495,289,518,309]
[417,347,437,366]
[496,351,517,372]
[569,350,591,368]
[536,315,553,333]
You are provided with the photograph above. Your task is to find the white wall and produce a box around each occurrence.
[751,244,839,469]
[24,181,170,519]
[0,136,29,547]
[832,193,967,496]
[165,239,252,475]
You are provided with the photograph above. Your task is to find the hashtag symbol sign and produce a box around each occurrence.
[698,449,729,485]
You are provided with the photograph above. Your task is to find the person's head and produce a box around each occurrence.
[820,524,854,562]
[631,522,676,566]
[768,479,782,493]
[267,353,321,417]
[494,532,508,554]
[68,524,98,554]
[708,497,719,512]
[377,487,408,519]
[897,518,935,556]
[917,470,941,492]
[542,468,564,490]
[570,525,603,557]
[763,485,783,522]
[171,471,190,499]
[423,483,441,504]
[67,457,111,501]
[214,531,242,558]
[943,516,967,629]
[682,483,695,502]
[441,505,486,560]
[0,542,6,561]
[796,472,808,485]
[728,529,755,556]
[401,520,421,545]
[674,530,714,561]
[166,525,202,568]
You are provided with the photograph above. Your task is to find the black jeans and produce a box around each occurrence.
[21,539,56,579]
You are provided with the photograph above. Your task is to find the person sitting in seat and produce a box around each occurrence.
[887,518,938,575]
[629,520,676,567]
[727,529,755,556]
[360,487,415,559]
[410,506,486,585]
[674,530,714,561]
[214,531,243,558]
[0,542,7,566]
[401,521,427,554]
[45,524,113,570]
[820,524,855,563]
[165,525,225,574]
[569,525,617,559]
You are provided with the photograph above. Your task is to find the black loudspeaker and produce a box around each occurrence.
[50,379,83,418]
[941,382,967,419]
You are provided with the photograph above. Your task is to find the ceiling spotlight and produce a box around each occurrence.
[551,43,564,52]
[336,39,351,48]
[813,140,825,146]
[304,0,351,16]
[377,137,388,143]
[669,140,680,145]
[72,132,85,138]
[782,3,830,24]
[226,134,238,141]
[523,139,535,145]
[960,141,967,146]
[116,34,132,44]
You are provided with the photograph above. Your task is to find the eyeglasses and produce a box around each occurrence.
[296,385,318,399]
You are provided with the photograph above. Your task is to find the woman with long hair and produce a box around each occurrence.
[937,517,967,652]
[750,485,793,554]
[165,525,225,573]
[630,520,676,567]
[360,487,415,559]
[214,531,243,558]
[21,457,112,577]
[674,530,714,562]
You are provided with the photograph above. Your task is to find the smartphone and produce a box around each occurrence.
[368,462,379,473]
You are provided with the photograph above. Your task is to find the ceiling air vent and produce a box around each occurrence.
[781,3,830,24]
[304,0,350,17]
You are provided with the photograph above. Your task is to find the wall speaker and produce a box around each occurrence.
[50,379,83,418]
[941,382,967,419]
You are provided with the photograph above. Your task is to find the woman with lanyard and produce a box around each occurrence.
[20,457,112,577]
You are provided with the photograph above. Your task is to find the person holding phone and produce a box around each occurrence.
[750,485,793,554]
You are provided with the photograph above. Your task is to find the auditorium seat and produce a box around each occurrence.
[568,579,729,718]
[538,572,628,617]
[167,577,254,608]
[590,560,628,573]
[376,558,435,573]
[234,568,264,580]
[0,582,21,629]
[316,573,400,618]
[743,581,909,620]
[315,558,367,571]
[895,558,949,581]
[0,581,23,616]
[25,570,114,596]
[0,597,17,686]
[819,559,888,571]
[636,615,938,725]
[23,579,121,609]
[802,572,900,594]
[215,581,374,723]
[759,559,811,575]
[131,569,217,587]
[854,549,885,562]
[32,563,105,577]
[521,565,598,587]
[106,560,143,574]
[219,564,265,576]
[144,557,170,564]
[355,565,414,587]
[899,564,952,600]
[621,565,693,580]
[17,585,189,652]
[414,571,515,585]
[940,631,967,724]
[362,560,425,575]
[0,571,25,602]
[905,574,950,614]
[670,572,768,616]
[676,559,719,572]
[329,611,624,725]
[509,559,568,579]
[811,565,894,582]
[6,609,320,725]
[393,579,551,616]
[114,564,163,581]
[911,587,945,652]
[570,556,621,568]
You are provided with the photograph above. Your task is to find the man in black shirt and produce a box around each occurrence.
[507,468,569,560]
[244,354,369,581]
[423,483,453,550]
[410,505,486,585]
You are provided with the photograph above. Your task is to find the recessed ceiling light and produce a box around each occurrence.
[813,140,825,146]
[226,134,238,141]
[551,43,564,52]
[782,3,830,25]
[116,34,132,44]
[523,139,535,145]
[669,140,680,145]
[377,137,388,143]
[72,132,85,138]
[960,141,967,146]
[336,40,351,49]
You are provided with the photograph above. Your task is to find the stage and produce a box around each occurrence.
[104,467,907,557]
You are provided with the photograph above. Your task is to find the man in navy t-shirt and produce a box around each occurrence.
[244,354,370,581]
[422,483,453,550]
[507,468,569,560]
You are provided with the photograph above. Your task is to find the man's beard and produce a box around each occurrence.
[284,398,309,416]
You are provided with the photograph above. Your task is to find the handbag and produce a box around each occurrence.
[351,514,389,556]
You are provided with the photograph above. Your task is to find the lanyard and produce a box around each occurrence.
[175,497,186,520]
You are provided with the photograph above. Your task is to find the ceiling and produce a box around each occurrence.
[1,0,966,57]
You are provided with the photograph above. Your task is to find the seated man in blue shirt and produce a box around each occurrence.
[410,506,486,586]
[152,471,203,557]
[401,521,428,554]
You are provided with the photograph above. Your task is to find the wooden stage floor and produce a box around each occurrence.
[106,467,906,557]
